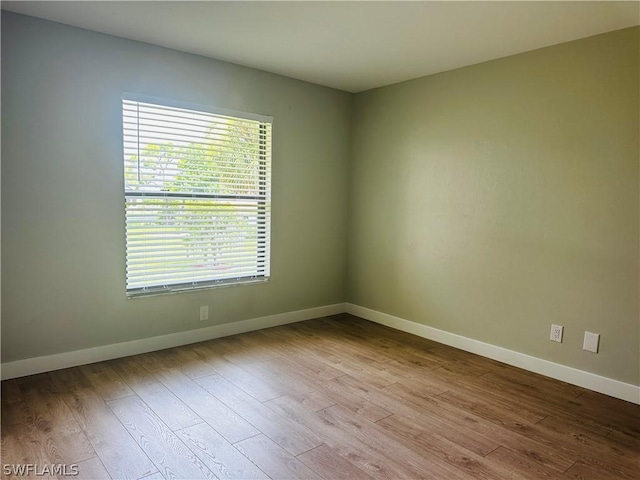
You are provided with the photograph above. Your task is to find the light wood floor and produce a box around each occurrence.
[1,314,638,479]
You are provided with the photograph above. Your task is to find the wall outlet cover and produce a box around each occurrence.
[550,324,564,343]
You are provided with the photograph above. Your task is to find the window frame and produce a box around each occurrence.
[122,93,273,298]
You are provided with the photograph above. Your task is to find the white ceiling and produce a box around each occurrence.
[2,1,639,92]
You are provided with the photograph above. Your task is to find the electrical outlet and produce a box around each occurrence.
[550,324,564,343]
[583,331,599,353]
[199,305,209,321]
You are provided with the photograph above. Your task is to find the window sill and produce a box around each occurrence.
[126,277,269,299]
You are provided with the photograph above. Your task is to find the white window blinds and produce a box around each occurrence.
[123,95,272,296]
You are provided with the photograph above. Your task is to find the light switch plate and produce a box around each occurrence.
[583,331,599,353]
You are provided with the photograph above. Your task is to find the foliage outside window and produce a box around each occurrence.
[123,95,272,296]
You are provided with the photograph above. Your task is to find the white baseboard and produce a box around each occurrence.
[346,303,640,405]
[4,301,637,405]
[0,303,346,380]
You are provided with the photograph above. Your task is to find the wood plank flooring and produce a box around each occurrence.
[1,314,638,479]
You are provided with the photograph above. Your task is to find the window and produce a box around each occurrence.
[122,95,272,297]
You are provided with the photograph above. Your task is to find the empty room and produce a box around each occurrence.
[1,1,639,479]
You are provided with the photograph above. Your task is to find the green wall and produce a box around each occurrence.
[3,13,638,387]
[1,12,351,362]
[348,27,639,385]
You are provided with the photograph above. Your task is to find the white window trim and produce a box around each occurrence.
[122,93,273,297]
